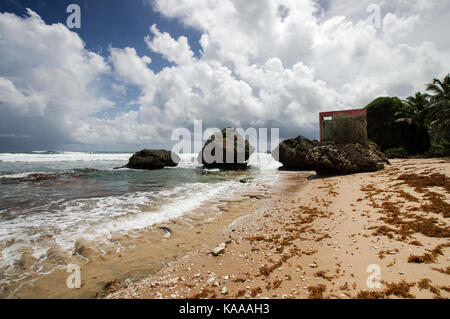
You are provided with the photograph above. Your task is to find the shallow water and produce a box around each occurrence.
[0,151,281,298]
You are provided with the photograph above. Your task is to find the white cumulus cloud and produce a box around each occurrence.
[0,9,112,147]
[1,1,449,149]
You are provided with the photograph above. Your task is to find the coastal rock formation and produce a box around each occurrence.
[273,135,389,174]
[367,143,391,164]
[122,149,180,170]
[305,143,388,175]
[271,135,321,169]
[198,128,255,170]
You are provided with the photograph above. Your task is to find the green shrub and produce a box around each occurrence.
[385,147,408,159]
[365,96,404,112]
[365,97,430,154]
[429,141,450,157]
[367,140,381,150]
[430,123,450,144]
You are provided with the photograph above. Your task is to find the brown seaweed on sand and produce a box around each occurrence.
[357,281,416,299]
[307,284,327,299]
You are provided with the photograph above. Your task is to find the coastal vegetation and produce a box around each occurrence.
[426,74,450,143]
[385,147,408,159]
[367,74,449,158]
[365,96,430,155]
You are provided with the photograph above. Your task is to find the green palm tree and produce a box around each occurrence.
[395,92,430,127]
[425,74,450,129]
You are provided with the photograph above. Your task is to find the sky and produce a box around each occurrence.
[0,0,449,152]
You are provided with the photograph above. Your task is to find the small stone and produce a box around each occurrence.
[221,287,228,295]
[210,243,226,256]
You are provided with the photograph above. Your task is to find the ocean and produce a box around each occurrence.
[0,151,282,298]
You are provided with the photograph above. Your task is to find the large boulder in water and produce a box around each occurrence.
[197,128,255,170]
[123,149,180,170]
[305,143,390,175]
[271,136,321,169]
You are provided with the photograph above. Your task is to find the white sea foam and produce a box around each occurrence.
[0,151,281,170]
[0,172,44,179]
[176,153,281,170]
[0,151,281,281]
[248,153,282,170]
[0,180,245,271]
[0,152,132,163]
[0,172,58,180]
[1,172,34,179]
[176,153,202,169]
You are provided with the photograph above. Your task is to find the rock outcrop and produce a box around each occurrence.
[198,128,255,170]
[367,142,391,164]
[305,143,389,175]
[273,136,389,175]
[121,149,180,170]
[271,135,321,169]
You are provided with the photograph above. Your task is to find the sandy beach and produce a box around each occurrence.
[107,158,450,299]
[1,0,450,306]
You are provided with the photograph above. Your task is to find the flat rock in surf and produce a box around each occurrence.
[119,149,180,170]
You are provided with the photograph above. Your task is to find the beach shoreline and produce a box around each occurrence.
[106,158,450,299]
[0,158,289,299]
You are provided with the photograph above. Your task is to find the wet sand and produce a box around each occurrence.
[107,159,450,299]
[1,171,283,299]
